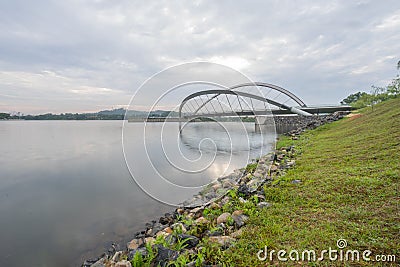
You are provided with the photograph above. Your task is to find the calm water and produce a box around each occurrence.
[0,120,276,266]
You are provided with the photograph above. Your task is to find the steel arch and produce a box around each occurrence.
[178,82,308,119]
[230,82,306,107]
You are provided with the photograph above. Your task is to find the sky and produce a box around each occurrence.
[0,0,399,114]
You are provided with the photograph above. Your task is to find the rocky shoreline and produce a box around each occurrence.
[82,112,349,267]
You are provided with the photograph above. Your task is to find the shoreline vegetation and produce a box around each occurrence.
[79,96,397,267]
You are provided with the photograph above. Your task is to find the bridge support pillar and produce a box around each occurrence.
[255,116,269,125]
[254,116,273,133]
[254,116,277,133]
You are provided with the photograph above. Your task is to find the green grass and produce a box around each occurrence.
[222,98,400,266]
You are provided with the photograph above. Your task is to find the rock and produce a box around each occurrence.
[258,164,268,172]
[205,191,217,200]
[270,165,278,171]
[127,238,143,250]
[82,257,104,267]
[163,227,173,234]
[115,260,132,267]
[222,179,234,188]
[219,222,227,230]
[171,222,187,233]
[186,198,205,208]
[106,243,119,256]
[212,183,221,191]
[237,184,252,197]
[160,213,175,225]
[159,216,169,225]
[189,207,204,218]
[90,258,106,267]
[156,230,170,238]
[257,202,271,209]
[220,196,230,206]
[216,212,231,224]
[151,223,164,235]
[190,206,203,213]
[112,251,123,262]
[286,160,295,167]
[231,210,249,228]
[247,179,261,189]
[253,171,263,178]
[176,208,185,215]
[83,257,100,264]
[146,228,153,236]
[208,236,236,247]
[230,228,243,238]
[177,234,199,249]
[206,227,224,236]
[145,237,156,245]
[241,174,251,184]
[128,247,148,261]
[255,194,265,201]
[209,202,220,209]
[238,197,247,203]
[165,234,177,246]
[195,216,209,225]
[154,245,179,267]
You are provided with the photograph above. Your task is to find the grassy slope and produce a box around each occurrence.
[226,98,400,266]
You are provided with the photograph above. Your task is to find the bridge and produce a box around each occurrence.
[178,82,353,123]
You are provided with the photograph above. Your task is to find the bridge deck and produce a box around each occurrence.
[127,105,353,122]
[183,105,353,119]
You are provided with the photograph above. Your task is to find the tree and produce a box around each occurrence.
[0,113,11,120]
[387,76,400,97]
[340,92,368,105]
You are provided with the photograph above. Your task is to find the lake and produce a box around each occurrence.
[0,120,276,266]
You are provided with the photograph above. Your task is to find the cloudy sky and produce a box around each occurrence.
[0,0,399,114]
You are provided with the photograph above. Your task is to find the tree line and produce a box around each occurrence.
[341,61,400,108]
[0,113,124,120]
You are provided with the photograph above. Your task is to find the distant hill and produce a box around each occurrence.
[98,108,179,118]
[97,108,127,116]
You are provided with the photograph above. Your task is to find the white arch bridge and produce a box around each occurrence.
[177,82,352,122]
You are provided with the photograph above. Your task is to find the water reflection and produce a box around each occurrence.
[0,120,276,267]
[124,121,276,206]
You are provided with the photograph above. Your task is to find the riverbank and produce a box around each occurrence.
[226,98,399,266]
[83,98,399,266]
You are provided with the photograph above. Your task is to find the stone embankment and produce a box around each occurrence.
[82,111,349,267]
[276,111,350,136]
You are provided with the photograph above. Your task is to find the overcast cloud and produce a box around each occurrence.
[0,0,399,114]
